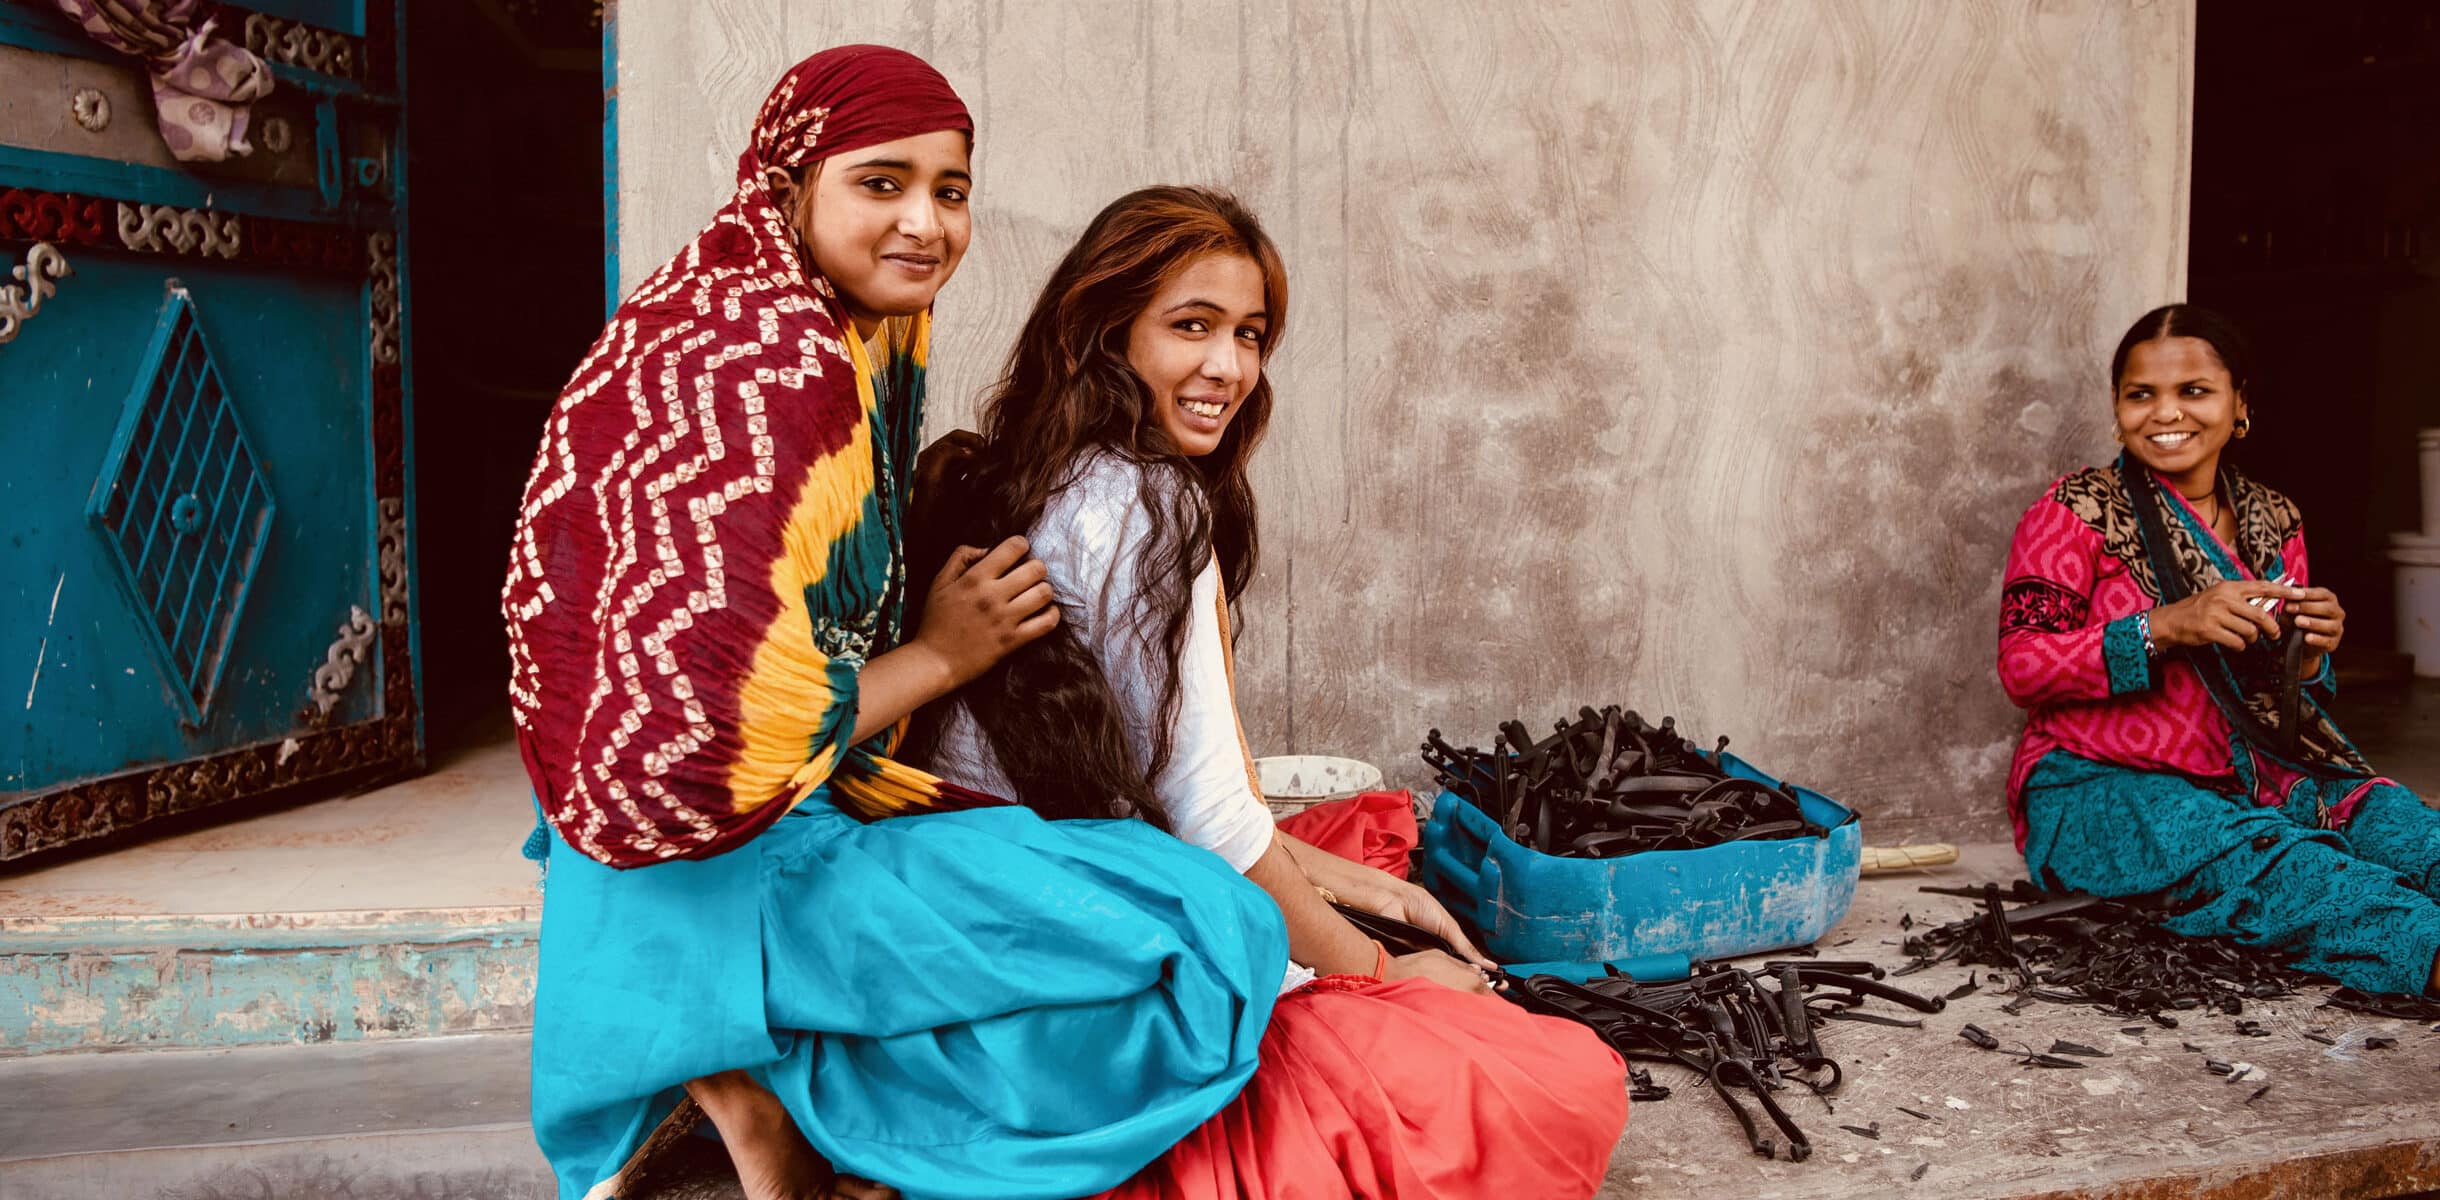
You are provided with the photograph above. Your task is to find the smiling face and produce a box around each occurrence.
[769,129,972,336]
[2115,335,2247,491]
[1124,252,1269,458]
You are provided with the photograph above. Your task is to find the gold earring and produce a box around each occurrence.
[2234,415,2251,439]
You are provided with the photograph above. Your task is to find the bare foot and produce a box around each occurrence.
[831,1177,900,1200]
[686,1071,835,1200]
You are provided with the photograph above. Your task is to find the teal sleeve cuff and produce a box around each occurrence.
[2304,650,2336,695]
[2102,612,2153,696]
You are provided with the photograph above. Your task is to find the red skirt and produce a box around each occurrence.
[1274,792,1421,880]
[1094,975,1628,1200]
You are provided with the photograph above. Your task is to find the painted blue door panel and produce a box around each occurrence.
[0,3,413,864]
[86,289,285,724]
[1,250,378,793]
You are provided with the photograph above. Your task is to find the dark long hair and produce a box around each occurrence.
[2110,303,2258,397]
[906,186,1289,824]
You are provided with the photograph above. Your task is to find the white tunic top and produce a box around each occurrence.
[925,453,1280,874]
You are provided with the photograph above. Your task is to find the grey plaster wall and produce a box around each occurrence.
[612,1,2194,842]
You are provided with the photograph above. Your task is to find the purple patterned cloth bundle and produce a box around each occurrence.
[54,0,273,161]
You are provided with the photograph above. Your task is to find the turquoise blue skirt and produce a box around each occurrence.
[529,789,1288,1200]
[2021,750,2440,996]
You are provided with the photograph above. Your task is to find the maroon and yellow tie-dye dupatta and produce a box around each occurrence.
[502,46,998,869]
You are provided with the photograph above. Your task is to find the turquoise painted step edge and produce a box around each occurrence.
[0,907,535,1056]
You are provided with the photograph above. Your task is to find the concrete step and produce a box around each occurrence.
[0,904,537,1055]
[0,1031,552,1199]
[0,734,542,1057]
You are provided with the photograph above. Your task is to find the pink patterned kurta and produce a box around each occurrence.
[1997,468,2360,848]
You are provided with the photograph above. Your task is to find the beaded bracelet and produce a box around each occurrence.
[2139,609,2159,660]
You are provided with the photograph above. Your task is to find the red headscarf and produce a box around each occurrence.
[503,47,988,867]
[753,43,972,174]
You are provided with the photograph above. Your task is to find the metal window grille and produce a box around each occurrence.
[85,287,277,722]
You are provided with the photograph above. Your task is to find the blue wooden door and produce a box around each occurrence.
[0,0,418,865]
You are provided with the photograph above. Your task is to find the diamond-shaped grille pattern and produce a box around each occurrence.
[88,289,276,719]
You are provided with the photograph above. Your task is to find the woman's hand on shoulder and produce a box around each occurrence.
[2150,580,2301,652]
[911,536,1058,687]
[1381,949,1496,995]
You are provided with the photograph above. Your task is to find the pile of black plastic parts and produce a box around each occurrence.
[1335,903,1945,1163]
[1507,962,1946,1162]
[1421,706,1825,857]
[1899,880,2440,1023]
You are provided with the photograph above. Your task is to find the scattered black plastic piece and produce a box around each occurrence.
[1944,975,1979,1001]
[1507,961,1936,1164]
[2049,1039,2109,1058]
[2303,1031,2337,1046]
[1900,913,1913,931]
[2234,1019,2269,1037]
[1918,880,2052,900]
[1911,1163,1930,1182]
[1422,709,1830,858]
[2016,1050,2086,1069]
[1766,960,1884,979]
[2323,988,2440,1021]
[1900,881,2317,1023]
[2366,1035,2398,1050]
[1628,1066,1673,1101]
[2227,1064,2253,1083]
[2246,1084,2273,1104]
[1814,972,1947,1014]
[1959,1024,2000,1050]
[1821,1009,1924,1029]
[2205,1059,2235,1075]
[2119,1026,2148,1037]
[1896,1106,1931,1120]
[1840,1123,1882,1140]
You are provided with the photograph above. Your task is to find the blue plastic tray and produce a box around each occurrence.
[1414,750,1862,969]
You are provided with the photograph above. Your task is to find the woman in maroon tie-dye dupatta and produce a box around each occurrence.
[505,47,1287,1200]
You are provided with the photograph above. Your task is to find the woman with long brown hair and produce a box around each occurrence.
[509,54,1308,1200]
[915,185,1631,1198]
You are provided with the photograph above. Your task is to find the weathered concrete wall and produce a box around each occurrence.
[613,2,2194,842]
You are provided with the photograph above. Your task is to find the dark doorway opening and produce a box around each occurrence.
[403,2,603,763]
[2191,2,2440,781]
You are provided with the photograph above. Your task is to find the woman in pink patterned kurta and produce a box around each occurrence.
[1999,304,2440,997]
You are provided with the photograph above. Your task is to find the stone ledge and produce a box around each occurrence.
[0,904,536,1055]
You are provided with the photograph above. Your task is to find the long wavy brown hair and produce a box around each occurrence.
[907,185,1289,826]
